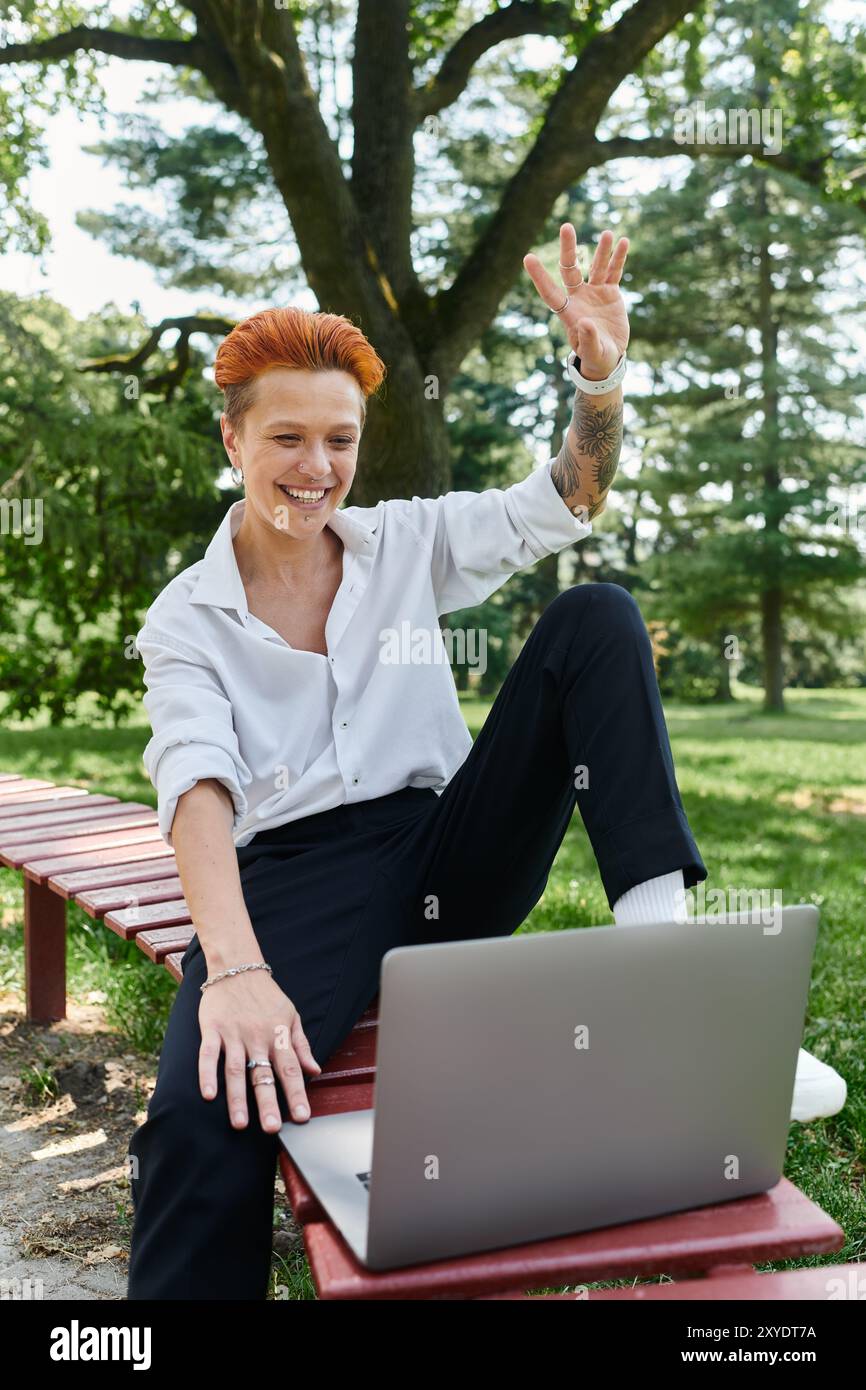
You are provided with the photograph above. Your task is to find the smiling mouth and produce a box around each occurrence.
[276,484,334,507]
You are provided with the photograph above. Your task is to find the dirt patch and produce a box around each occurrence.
[0,990,150,1300]
[0,990,301,1300]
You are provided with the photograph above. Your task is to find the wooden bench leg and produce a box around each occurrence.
[24,878,66,1023]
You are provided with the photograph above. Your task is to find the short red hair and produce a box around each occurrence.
[214,306,386,431]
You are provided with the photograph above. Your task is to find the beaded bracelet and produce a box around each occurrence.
[200,961,273,992]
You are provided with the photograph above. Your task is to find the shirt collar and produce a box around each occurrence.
[188,497,379,614]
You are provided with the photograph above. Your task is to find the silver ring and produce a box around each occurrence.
[559,261,580,269]
[247,1058,271,1070]
[252,1076,276,1088]
[555,293,569,314]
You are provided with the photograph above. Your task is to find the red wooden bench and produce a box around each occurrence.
[281,1114,845,1300]
[0,773,174,1021]
[0,770,851,1300]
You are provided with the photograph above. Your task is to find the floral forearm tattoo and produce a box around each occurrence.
[551,389,623,520]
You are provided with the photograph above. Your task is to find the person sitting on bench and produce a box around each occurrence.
[126,226,844,1302]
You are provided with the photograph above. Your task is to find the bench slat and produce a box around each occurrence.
[25,840,173,885]
[0,790,113,814]
[294,1177,844,1301]
[49,858,178,898]
[135,925,195,961]
[358,999,379,1027]
[76,875,184,916]
[1,821,160,869]
[0,778,57,798]
[308,1028,376,1087]
[0,803,154,840]
[105,898,191,938]
[164,951,185,984]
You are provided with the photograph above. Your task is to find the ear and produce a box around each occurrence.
[220,412,241,463]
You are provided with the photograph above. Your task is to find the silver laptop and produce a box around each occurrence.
[279,905,818,1271]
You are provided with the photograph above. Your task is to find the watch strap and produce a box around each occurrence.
[566,348,627,395]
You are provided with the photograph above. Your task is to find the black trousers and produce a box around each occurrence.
[126,583,706,1299]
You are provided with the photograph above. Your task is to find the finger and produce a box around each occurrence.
[558,222,583,287]
[605,236,630,284]
[248,1044,283,1133]
[198,1027,222,1102]
[291,1013,322,1075]
[273,1041,312,1124]
[224,1039,251,1128]
[587,228,615,284]
[523,253,570,314]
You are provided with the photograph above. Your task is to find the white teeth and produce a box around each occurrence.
[280,486,327,500]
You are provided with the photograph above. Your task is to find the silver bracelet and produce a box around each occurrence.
[200,961,273,992]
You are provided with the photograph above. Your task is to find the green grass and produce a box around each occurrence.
[1,682,864,1293]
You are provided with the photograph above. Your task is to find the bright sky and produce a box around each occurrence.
[0,64,264,321]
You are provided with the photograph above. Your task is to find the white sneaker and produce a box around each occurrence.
[790,1048,847,1122]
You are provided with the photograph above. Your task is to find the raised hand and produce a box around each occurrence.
[524,225,629,380]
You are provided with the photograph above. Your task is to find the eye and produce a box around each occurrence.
[332,437,355,447]
[274,434,300,444]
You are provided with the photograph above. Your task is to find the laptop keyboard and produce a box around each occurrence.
[355,1171,372,1190]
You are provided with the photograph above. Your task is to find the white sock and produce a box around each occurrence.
[613,870,688,927]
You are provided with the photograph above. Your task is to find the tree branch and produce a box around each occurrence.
[0,18,249,116]
[590,134,864,213]
[0,24,208,70]
[352,0,419,306]
[413,0,589,122]
[199,0,412,348]
[80,314,236,391]
[429,0,697,380]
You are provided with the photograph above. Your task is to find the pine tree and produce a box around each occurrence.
[621,1,866,709]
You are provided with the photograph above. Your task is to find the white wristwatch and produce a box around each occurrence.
[566,348,627,395]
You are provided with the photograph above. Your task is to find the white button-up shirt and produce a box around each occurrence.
[136,462,591,847]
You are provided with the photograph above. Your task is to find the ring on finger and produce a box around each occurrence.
[252,1075,276,1088]
[247,1057,271,1070]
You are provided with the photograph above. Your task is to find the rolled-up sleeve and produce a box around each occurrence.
[392,461,592,614]
[136,624,252,847]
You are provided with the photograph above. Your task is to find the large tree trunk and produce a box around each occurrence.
[356,362,451,504]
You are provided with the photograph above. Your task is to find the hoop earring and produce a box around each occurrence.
[230,464,244,486]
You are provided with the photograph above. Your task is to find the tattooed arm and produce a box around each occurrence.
[551,375,623,521]
[524,224,630,522]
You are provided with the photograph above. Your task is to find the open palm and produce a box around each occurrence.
[524,225,630,379]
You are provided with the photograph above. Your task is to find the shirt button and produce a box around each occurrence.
[339,720,348,729]
[351,776,360,785]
